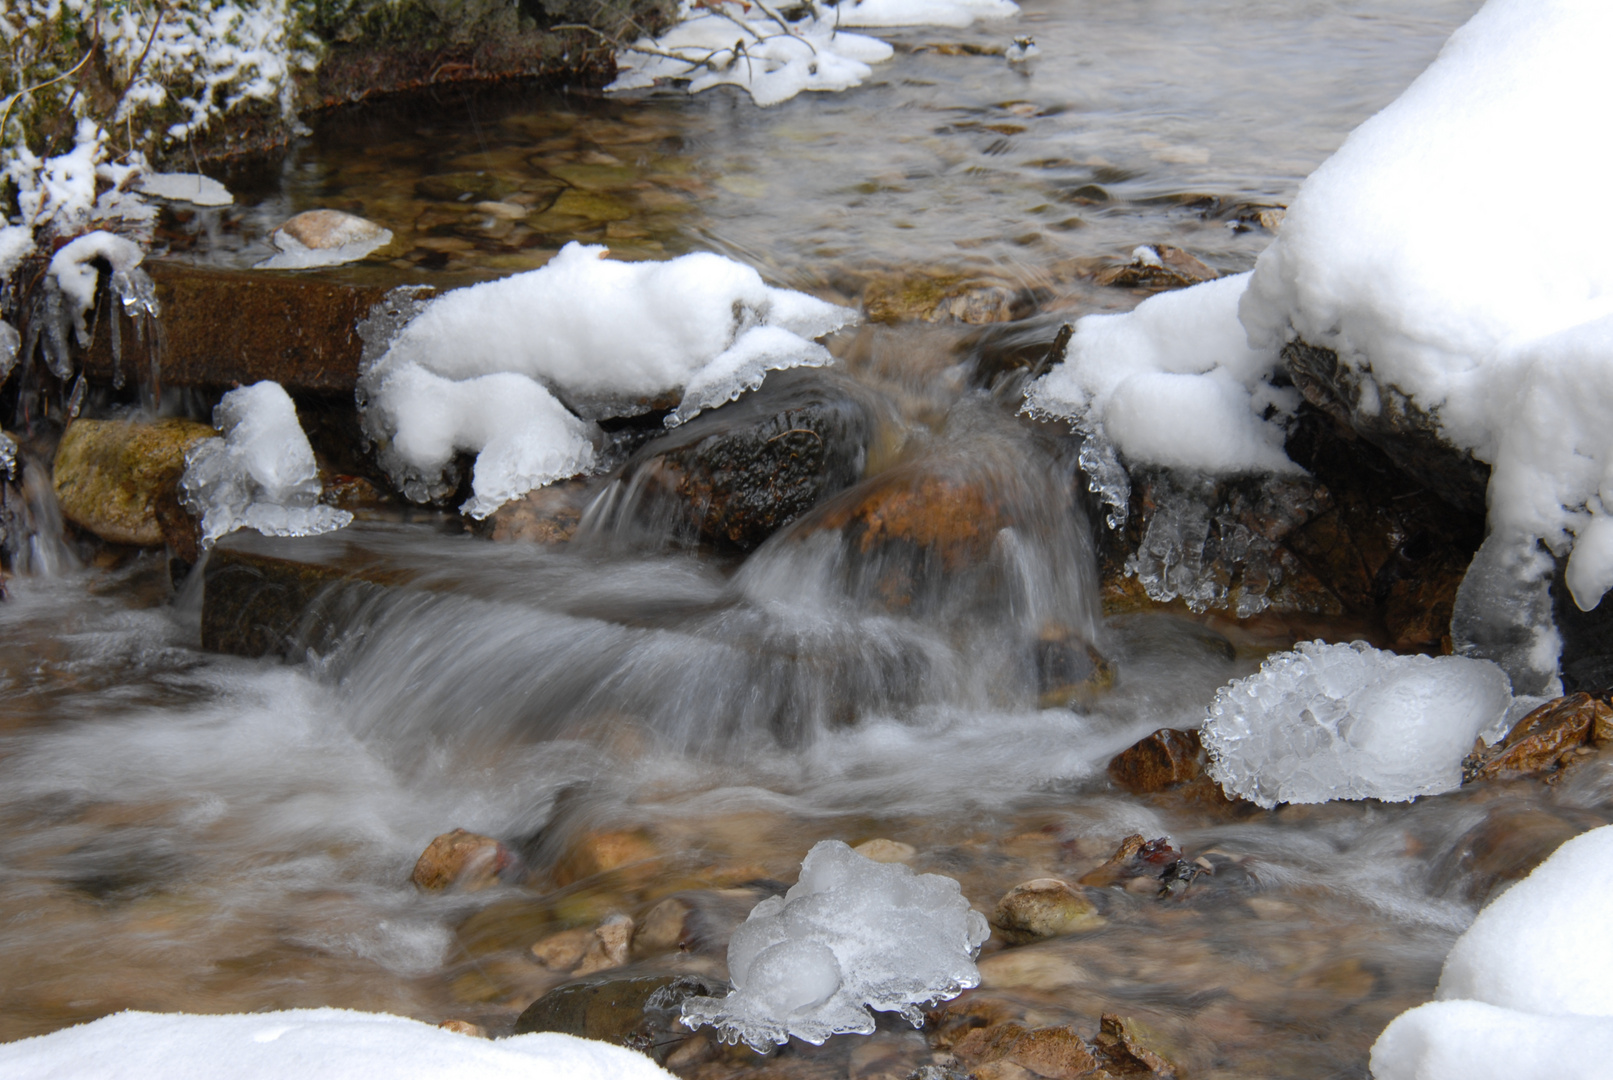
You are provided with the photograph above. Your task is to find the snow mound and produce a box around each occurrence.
[360,242,855,517]
[181,381,352,546]
[1239,0,1613,611]
[681,840,988,1050]
[1202,640,1513,809]
[608,4,895,107]
[0,1007,674,1079]
[1023,273,1301,529]
[1371,825,1613,1080]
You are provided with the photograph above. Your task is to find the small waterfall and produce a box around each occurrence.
[2,457,79,580]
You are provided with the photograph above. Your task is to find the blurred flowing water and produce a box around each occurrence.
[11,2,1610,1078]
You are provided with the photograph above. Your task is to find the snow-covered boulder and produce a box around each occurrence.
[1371,825,1613,1080]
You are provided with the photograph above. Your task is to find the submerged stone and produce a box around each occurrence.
[862,269,1025,325]
[1094,244,1217,291]
[513,973,730,1063]
[411,828,518,891]
[990,878,1104,943]
[1107,728,1205,794]
[52,418,215,547]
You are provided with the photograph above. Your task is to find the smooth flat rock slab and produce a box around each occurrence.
[85,262,435,394]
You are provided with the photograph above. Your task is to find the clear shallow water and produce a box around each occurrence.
[15,2,1607,1077]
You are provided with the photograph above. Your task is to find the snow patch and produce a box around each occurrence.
[181,382,352,547]
[136,172,235,207]
[360,242,854,517]
[0,1007,674,1080]
[1202,640,1513,809]
[1371,825,1613,1080]
[830,0,1018,29]
[681,840,988,1050]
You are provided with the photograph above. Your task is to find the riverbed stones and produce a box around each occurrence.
[991,879,1104,943]
[513,973,729,1063]
[607,369,884,551]
[951,1021,1098,1080]
[1094,244,1216,291]
[552,828,660,888]
[481,478,591,544]
[862,270,1024,324]
[572,912,634,975]
[1093,1013,1178,1077]
[52,418,215,547]
[1107,729,1204,794]
[852,838,917,864]
[1463,692,1613,782]
[410,828,517,891]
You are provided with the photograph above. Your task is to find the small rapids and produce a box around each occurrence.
[10,1,1613,1077]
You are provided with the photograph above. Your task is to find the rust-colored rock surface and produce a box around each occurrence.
[1463,693,1613,782]
[411,828,516,891]
[1108,728,1204,794]
[83,262,434,393]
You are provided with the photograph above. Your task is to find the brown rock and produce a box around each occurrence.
[631,896,694,957]
[513,973,730,1063]
[991,878,1104,943]
[1464,693,1613,782]
[1078,835,1179,889]
[1008,1026,1101,1080]
[483,479,590,544]
[274,209,390,251]
[955,1021,1031,1064]
[852,838,917,864]
[1094,245,1216,291]
[1094,1014,1176,1077]
[52,419,216,547]
[1432,803,1607,903]
[436,1019,487,1037]
[1107,729,1204,794]
[1038,625,1117,709]
[573,913,634,975]
[410,828,516,891]
[863,270,1024,324]
[552,829,660,888]
[530,926,594,970]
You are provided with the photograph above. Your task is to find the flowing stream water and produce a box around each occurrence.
[13,2,1613,1078]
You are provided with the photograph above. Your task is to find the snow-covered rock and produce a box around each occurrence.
[359,242,855,518]
[0,1007,674,1079]
[1371,824,1613,1080]
[1240,0,1613,614]
[681,840,989,1049]
[257,209,393,270]
[1202,640,1513,808]
[180,381,351,546]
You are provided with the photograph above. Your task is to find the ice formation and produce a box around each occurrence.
[0,1008,675,1080]
[181,381,352,546]
[1239,0,1613,612]
[608,3,895,107]
[359,242,855,517]
[135,171,234,207]
[608,0,1018,106]
[681,840,989,1050]
[1202,640,1513,809]
[257,210,394,270]
[1371,825,1613,1080]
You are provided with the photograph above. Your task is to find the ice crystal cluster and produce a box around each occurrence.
[681,841,989,1051]
[1202,640,1513,809]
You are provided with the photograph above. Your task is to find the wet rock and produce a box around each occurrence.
[410,828,517,892]
[1463,693,1613,782]
[481,478,591,544]
[272,209,389,251]
[1283,340,1490,514]
[552,828,660,888]
[605,369,883,552]
[852,838,917,864]
[1093,245,1217,291]
[1093,1013,1177,1077]
[1037,624,1117,709]
[83,261,435,394]
[436,1019,487,1037]
[631,896,695,957]
[573,912,634,975]
[513,973,729,1063]
[953,1022,1098,1080]
[1078,835,1179,890]
[530,926,594,971]
[862,270,1028,324]
[1430,803,1607,903]
[991,878,1104,943]
[52,419,215,548]
[1107,729,1204,794]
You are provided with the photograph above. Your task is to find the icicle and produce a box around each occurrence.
[66,371,86,419]
[0,433,16,481]
[0,321,19,388]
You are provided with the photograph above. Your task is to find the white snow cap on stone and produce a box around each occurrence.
[681,839,989,1050]
[0,1007,675,1079]
[361,242,855,518]
[1024,273,1300,476]
[181,381,352,546]
[1202,640,1513,809]
[1239,0,1613,609]
[1371,825,1613,1080]
[46,231,146,345]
